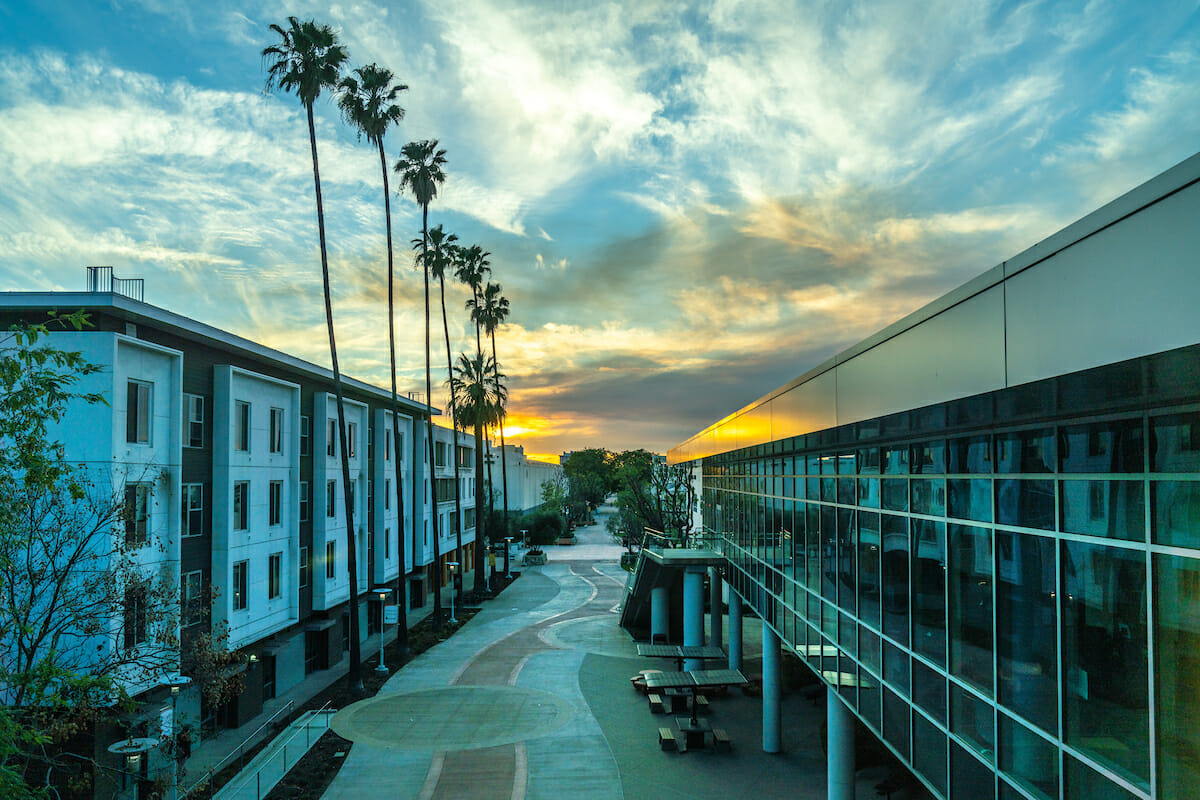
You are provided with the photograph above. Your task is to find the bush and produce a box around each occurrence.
[516,507,564,546]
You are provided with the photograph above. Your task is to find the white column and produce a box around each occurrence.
[728,591,742,670]
[650,586,669,644]
[762,621,781,753]
[827,686,855,800]
[709,567,723,651]
[682,569,705,670]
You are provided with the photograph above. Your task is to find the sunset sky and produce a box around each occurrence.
[2,1,1199,461]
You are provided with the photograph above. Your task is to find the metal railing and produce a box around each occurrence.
[181,699,296,798]
[86,265,145,302]
[215,700,334,800]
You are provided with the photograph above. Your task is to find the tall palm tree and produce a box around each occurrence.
[395,140,448,621]
[462,264,496,525]
[262,17,366,690]
[449,352,506,595]
[413,225,466,605]
[479,282,512,541]
[337,62,410,653]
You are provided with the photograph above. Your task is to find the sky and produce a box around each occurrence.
[1,1,1199,462]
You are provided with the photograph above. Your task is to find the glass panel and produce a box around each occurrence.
[858,477,880,508]
[1060,419,1143,473]
[821,476,836,503]
[858,447,880,474]
[860,627,882,676]
[911,440,947,474]
[1061,541,1149,786]
[837,452,856,474]
[837,507,856,614]
[997,429,1056,474]
[1152,412,1200,472]
[1064,753,1142,800]
[861,667,882,732]
[950,435,994,474]
[839,613,856,657]
[837,477,855,505]
[949,478,994,523]
[949,524,994,694]
[912,477,947,516]
[951,681,995,761]
[882,478,909,512]
[884,686,911,759]
[1152,481,1200,548]
[858,512,882,628]
[821,505,837,602]
[838,655,857,705]
[998,713,1059,800]
[806,503,821,588]
[996,532,1058,735]
[884,639,910,698]
[952,742,996,800]
[913,712,948,797]
[1154,553,1200,800]
[912,519,947,666]
[1061,480,1145,541]
[882,515,910,646]
[997,479,1056,530]
[912,657,947,725]
[821,454,838,475]
[884,445,910,474]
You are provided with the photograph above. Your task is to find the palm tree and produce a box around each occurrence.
[449,352,506,595]
[462,262,496,527]
[262,17,366,691]
[413,225,466,605]
[395,140,448,621]
[479,282,512,542]
[337,62,410,653]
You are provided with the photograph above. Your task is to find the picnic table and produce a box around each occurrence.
[644,668,748,727]
[636,643,726,672]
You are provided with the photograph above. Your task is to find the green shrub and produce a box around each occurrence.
[515,507,564,545]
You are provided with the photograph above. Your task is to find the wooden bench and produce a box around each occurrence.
[648,693,665,714]
[658,727,677,751]
[694,695,709,711]
[712,728,731,752]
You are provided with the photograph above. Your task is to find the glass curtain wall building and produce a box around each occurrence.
[670,153,1200,800]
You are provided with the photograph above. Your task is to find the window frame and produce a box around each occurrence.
[233,481,249,531]
[124,482,151,546]
[235,400,251,452]
[269,407,284,454]
[326,542,336,580]
[232,560,248,611]
[269,480,283,526]
[326,479,336,518]
[327,419,337,457]
[182,483,203,537]
[126,379,152,444]
[299,480,310,522]
[300,414,311,456]
[184,393,204,449]
[182,569,203,627]
[299,546,310,588]
[123,582,148,650]
[268,552,282,599]
[348,422,358,458]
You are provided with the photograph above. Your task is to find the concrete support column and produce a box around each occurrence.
[728,592,743,670]
[827,686,855,800]
[709,567,723,651]
[650,586,669,644]
[682,569,705,670]
[762,621,781,754]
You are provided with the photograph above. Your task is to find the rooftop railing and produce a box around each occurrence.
[87,265,145,302]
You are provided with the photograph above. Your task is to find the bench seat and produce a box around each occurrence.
[659,727,677,751]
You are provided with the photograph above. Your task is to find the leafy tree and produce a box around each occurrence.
[448,353,505,594]
[263,15,366,690]
[337,62,410,653]
[562,447,614,510]
[610,450,696,545]
[415,225,465,605]
[395,139,448,620]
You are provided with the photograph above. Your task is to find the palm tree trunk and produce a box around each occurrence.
[379,140,408,655]
[490,330,510,541]
[421,204,442,622]
[438,273,465,605]
[309,104,362,691]
[473,417,487,593]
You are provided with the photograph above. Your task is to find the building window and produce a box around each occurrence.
[235,401,251,452]
[327,419,336,457]
[300,414,311,456]
[123,582,147,650]
[233,481,249,531]
[367,479,373,512]
[385,479,391,510]
[182,483,203,537]
[385,429,392,460]
[384,527,391,559]
[348,422,358,458]
[185,393,204,448]
[326,542,336,580]
[300,481,310,522]
[232,560,248,610]
[367,426,373,460]
[348,480,356,510]
[270,407,284,454]
[182,570,203,627]
[465,507,475,530]
[326,480,336,518]
[435,441,447,468]
[299,546,310,588]
[126,380,152,444]
[269,480,283,526]
[268,552,282,599]
[124,483,150,546]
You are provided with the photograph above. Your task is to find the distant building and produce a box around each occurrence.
[660,153,1200,800]
[497,444,563,515]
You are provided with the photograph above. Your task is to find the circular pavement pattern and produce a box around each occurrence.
[538,614,638,658]
[330,686,575,751]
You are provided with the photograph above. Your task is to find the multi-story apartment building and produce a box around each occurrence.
[0,282,478,788]
[662,152,1200,800]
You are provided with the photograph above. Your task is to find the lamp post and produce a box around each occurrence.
[447,562,459,623]
[164,674,191,800]
[108,736,156,796]
[372,587,391,673]
[504,537,513,579]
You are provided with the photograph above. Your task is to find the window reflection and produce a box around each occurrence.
[1154,554,1200,800]
[949,478,993,522]
[950,435,993,473]
[951,681,994,761]
[997,429,1055,474]
[912,519,947,666]
[1060,419,1143,473]
[1152,412,1200,472]
[1061,541,1149,786]
[1061,480,1144,541]
[998,713,1058,800]
[1152,481,1200,548]
[949,524,993,693]
[882,514,910,646]
[997,479,1056,530]
[996,532,1058,735]
[913,712,947,797]
[858,512,881,628]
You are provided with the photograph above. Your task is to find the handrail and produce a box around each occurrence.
[182,699,296,798]
[221,700,334,800]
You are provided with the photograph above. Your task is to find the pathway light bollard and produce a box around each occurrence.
[447,562,459,624]
[164,673,191,800]
[373,587,391,673]
[504,537,513,579]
